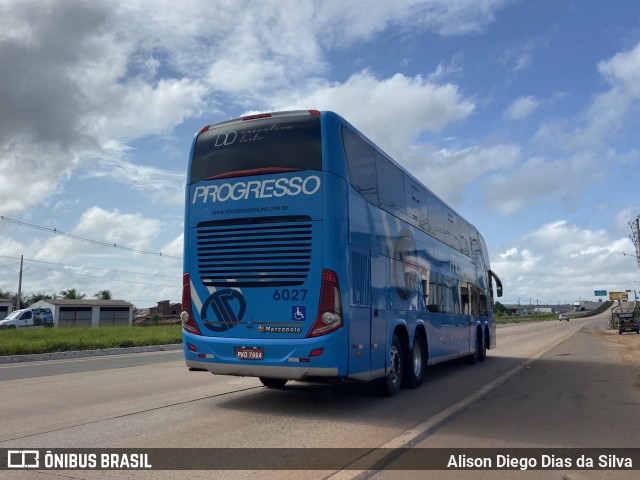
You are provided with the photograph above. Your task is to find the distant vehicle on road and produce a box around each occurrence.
[558,313,569,321]
[0,308,54,329]
[617,313,639,335]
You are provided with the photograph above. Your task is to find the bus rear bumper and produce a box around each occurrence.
[183,330,346,380]
[185,359,338,380]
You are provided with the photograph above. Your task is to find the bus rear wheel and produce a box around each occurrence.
[403,333,426,389]
[378,334,403,396]
[259,377,288,389]
[467,330,484,365]
[478,330,488,362]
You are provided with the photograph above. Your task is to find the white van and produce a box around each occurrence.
[0,308,54,329]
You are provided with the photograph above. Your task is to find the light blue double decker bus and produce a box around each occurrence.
[182,110,502,395]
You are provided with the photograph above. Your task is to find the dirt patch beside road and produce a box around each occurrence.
[590,327,640,390]
[591,327,640,366]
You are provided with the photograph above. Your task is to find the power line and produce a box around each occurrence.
[0,255,177,280]
[0,214,182,259]
[0,255,178,289]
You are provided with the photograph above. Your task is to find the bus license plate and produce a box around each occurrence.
[236,347,264,360]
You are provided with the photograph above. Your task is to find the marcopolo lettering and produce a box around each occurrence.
[192,175,321,204]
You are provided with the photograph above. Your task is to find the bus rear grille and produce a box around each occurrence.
[196,217,313,287]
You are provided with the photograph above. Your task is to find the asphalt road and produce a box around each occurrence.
[1,308,638,479]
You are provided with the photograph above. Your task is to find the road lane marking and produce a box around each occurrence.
[325,319,594,480]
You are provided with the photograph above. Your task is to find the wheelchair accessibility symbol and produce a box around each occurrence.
[292,306,306,321]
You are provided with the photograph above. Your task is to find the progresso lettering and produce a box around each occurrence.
[192,176,321,204]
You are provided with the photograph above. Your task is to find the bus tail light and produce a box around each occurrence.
[181,273,201,335]
[242,113,272,121]
[307,269,343,338]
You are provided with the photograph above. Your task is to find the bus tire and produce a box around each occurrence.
[403,333,426,389]
[467,330,483,364]
[378,334,403,396]
[259,377,288,389]
[478,329,488,362]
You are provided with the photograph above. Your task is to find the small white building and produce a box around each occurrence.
[0,298,13,320]
[31,299,134,328]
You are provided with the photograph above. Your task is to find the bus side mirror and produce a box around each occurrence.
[489,270,503,298]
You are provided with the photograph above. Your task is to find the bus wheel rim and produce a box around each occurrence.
[412,345,422,377]
[390,346,401,383]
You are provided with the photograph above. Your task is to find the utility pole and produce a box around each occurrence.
[630,216,640,268]
[17,255,23,310]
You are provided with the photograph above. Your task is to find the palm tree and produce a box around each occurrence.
[26,291,53,307]
[94,289,112,300]
[60,288,86,299]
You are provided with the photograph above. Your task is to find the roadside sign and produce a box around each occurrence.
[594,290,607,296]
[609,291,628,301]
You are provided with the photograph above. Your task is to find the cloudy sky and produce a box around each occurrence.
[1,0,639,308]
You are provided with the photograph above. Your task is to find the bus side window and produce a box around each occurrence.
[479,290,488,316]
[470,285,480,315]
[427,271,443,313]
[406,181,428,232]
[460,282,470,315]
[426,194,448,245]
[342,127,379,205]
[376,153,406,218]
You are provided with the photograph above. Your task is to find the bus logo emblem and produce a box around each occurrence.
[201,289,246,332]
[215,131,237,147]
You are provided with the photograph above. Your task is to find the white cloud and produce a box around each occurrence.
[483,153,601,215]
[0,0,516,216]
[0,0,520,305]
[33,207,163,263]
[535,41,640,153]
[276,71,475,155]
[86,78,209,142]
[428,54,465,82]
[493,220,638,304]
[161,233,184,258]
[598,42,640,98]
[409,143,520,204]
[0,1,209,215]
[614,208,639,234]
[504,96,539,120]
[314,0,511,42]
[82,155,185,207]
[501,38,543,74]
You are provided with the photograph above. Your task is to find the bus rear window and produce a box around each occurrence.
[190,115,322,183]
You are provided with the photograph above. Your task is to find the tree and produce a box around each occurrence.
[94,289,112,300]
[26,291,53,307]
[11,292,26,309]
[0,289,14,300]
[494,301,507,315]
[60,288,86,299]
[0,289,24,309]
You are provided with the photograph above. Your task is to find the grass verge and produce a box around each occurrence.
[0,324,182,356]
